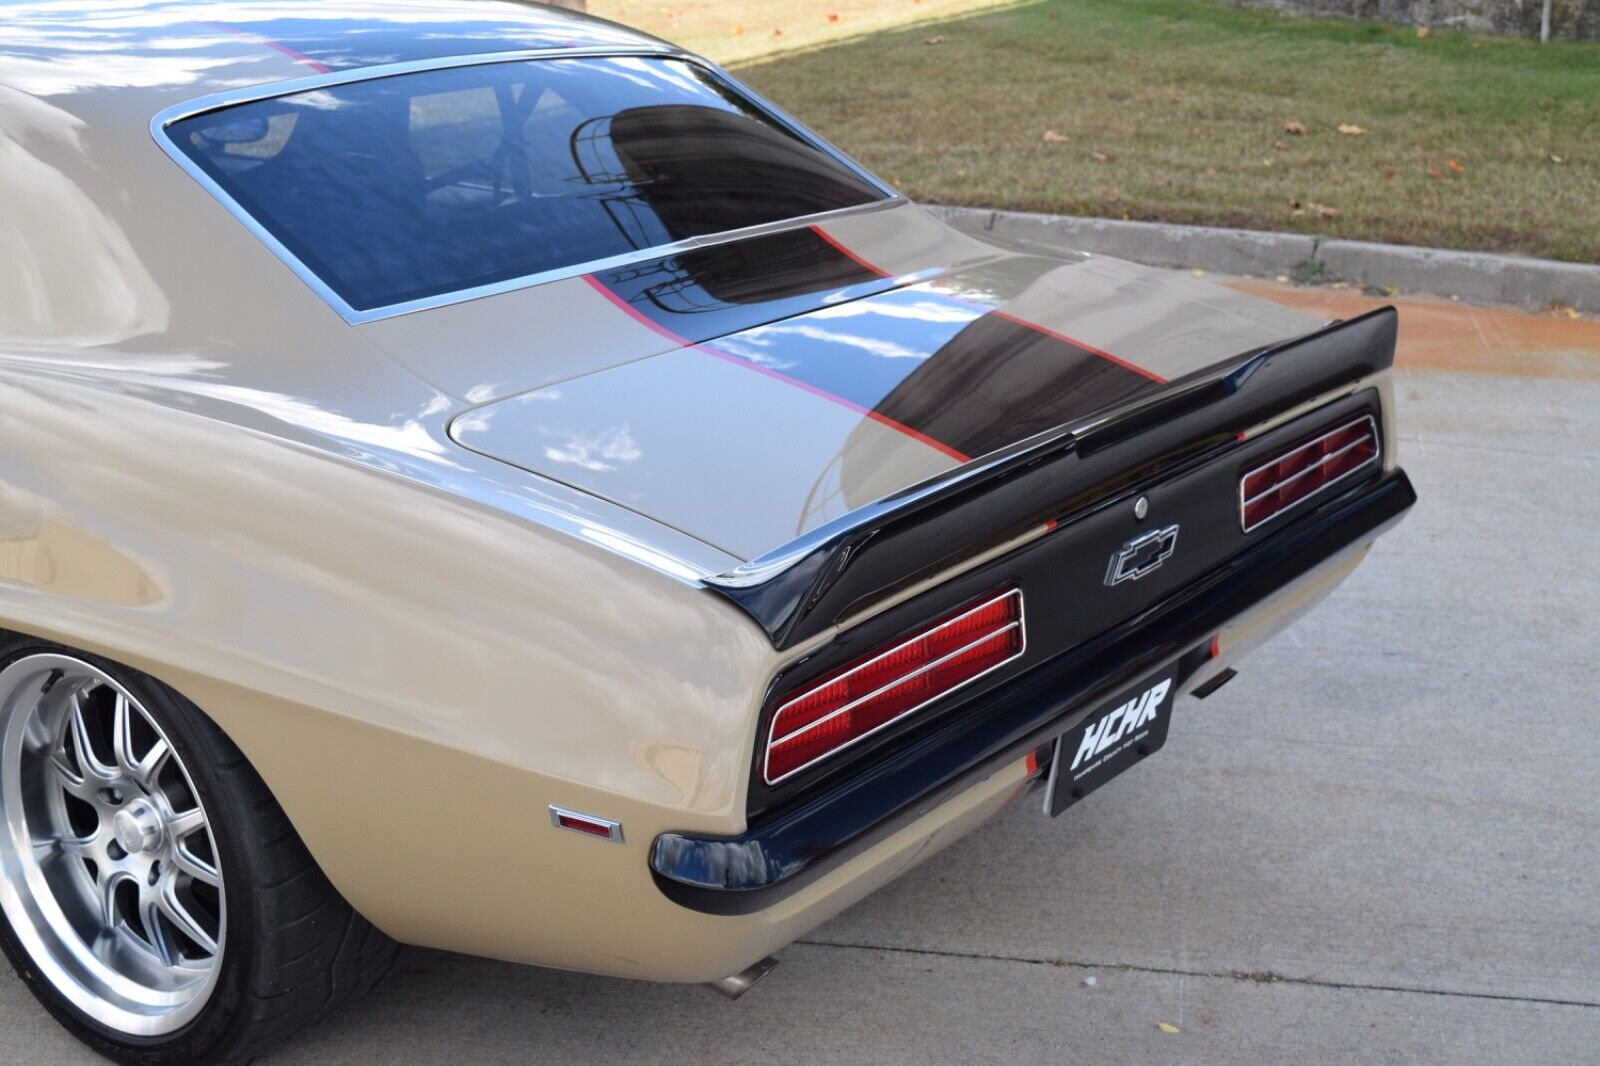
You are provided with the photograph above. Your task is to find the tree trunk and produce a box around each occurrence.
[1541,0,1553,41]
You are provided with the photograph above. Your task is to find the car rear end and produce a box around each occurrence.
[146,35,1414,985]
[652,306,1413,930]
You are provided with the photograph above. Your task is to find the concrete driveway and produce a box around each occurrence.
[5,288,1597,1065]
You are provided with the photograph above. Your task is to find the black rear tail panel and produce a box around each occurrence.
[722,309,1398,818]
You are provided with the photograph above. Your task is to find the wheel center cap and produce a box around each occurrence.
[112,800,163,855]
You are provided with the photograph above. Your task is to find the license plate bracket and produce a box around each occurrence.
[1044,674,1176,816]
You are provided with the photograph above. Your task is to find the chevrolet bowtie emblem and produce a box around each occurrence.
[1105,525,1179,586]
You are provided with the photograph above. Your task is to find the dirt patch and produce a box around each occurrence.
[1226,280,1600,380]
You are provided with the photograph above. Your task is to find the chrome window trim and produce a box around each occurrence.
[1239,414,1380,533]
[148,48,901,326]
[762,588,1027,786]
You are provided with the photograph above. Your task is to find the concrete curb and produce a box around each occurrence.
[927,205,1600,314]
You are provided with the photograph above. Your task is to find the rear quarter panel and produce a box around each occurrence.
[0,362,795,972]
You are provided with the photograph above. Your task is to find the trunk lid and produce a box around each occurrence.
[447,206,1326,561]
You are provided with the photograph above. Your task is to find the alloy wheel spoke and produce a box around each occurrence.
[131,737,170,791]
[99,869,130,928]
[157,880,218,958]
[173,842,221,887]
[67,691,118,784]
[166,807,206,842]
[46,749,96,801]
[139,892,176,967]
[110,692,138,776]
[57,832,100,858]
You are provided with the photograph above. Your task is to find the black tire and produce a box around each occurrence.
[0,634,399,1064]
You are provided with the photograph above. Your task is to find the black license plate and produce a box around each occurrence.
[1045,675,1176,816]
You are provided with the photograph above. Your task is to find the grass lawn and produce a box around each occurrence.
[594,0,1600,263]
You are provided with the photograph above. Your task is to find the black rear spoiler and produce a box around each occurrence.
[704,306,1398,650]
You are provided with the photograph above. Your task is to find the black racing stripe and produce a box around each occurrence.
[590,227,894,344]
[871,313,1164,460]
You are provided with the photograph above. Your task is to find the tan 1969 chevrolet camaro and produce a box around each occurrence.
[0,1,1415,1061]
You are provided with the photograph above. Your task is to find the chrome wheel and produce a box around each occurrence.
[0,653,225,1036]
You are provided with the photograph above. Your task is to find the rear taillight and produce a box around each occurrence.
[1241,414,1379,532]
[763,589,1025,785]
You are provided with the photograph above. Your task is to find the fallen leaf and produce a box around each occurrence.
[732,22,743,35]
[1158,1022,1182,1035]
[772,26,782,36]
[1550,154,1565,164]
[1337,123,1367,135]
[1382,166,1396,178]
[1317,205,1343,219]
[1274,140,1289,151]
[923,34,946,45]
[1427,164,1444,179]
[1283,121,1307,135]
[825,12,840,23]
[1446,158,1465,173]
[1262,158,1274,167]
[1191,269,1205,277]
[1042,129,1070,143]
[1089,150,1109,162]
[1275,275,1291,283]
[1416,25,1431,37]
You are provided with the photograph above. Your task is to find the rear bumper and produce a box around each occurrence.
[652,467,1416,914]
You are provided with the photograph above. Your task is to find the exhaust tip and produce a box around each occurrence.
[707,956,779,1000]
[1191,667,1238,700]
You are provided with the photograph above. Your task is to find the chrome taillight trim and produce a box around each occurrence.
[1239,414,1379,533]
[762,588,1026,786]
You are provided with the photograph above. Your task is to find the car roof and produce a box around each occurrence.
[1,0,673,119]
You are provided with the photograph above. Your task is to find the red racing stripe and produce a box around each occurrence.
[581,274,970,463]
[991,310,1167,385]
[808,224,893,279]
[205,22,334,74]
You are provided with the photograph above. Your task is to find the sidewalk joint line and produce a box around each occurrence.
[796,938,1600,1010]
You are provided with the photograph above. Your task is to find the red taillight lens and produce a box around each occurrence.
[1241,415,1379,532]
[763,589,1025,785]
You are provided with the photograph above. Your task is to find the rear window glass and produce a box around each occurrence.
[168,57,888,313]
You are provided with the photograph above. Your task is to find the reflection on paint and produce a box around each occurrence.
[0,86,169,346]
